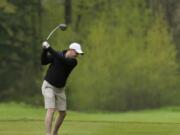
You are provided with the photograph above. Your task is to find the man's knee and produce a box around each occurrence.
[47,108,56,114]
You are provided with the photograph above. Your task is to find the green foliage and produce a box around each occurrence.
[69,0,180,111]
[0,0,180,111]
[0,0,42,103]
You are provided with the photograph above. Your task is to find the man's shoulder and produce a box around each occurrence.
[62,50,67,56]
[69,58,78,66]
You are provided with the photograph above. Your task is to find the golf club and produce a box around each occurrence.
[46,24,67,41]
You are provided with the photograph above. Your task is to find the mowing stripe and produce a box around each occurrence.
[1,119,180,125]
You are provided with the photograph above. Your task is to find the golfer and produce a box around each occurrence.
[41,41,83,135]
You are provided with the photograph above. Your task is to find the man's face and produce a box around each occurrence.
[68,49,79,58]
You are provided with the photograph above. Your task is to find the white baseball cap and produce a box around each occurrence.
[69,42,84,54]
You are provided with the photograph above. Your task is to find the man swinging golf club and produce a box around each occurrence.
[41,40,83,135]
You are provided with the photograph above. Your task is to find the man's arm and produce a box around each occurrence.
[48,47,77,66]
[41,42,53,65]
[42,41,77,66]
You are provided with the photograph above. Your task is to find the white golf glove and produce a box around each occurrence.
[42,41,50,49]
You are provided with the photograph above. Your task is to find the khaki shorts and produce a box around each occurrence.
[41,80,66,111]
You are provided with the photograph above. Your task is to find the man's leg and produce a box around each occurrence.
[53,111,66,135]
[45,108,56,135]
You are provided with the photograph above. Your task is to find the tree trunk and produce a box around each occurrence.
[64,0,72,24]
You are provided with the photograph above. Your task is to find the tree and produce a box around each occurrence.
[0,0,43,104]
[64,0,72,24]
[69,0,180,111]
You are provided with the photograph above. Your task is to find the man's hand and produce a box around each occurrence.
[42,41,50,49]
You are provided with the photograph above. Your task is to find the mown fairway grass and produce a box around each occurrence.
[0,103,180,135]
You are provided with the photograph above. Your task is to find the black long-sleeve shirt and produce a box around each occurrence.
[41,47,77,88]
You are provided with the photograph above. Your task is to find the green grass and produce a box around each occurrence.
[0,103,180,135]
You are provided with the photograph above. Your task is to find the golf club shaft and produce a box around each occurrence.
[46,25,60,41]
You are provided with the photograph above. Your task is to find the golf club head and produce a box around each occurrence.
[59,24,67,31]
